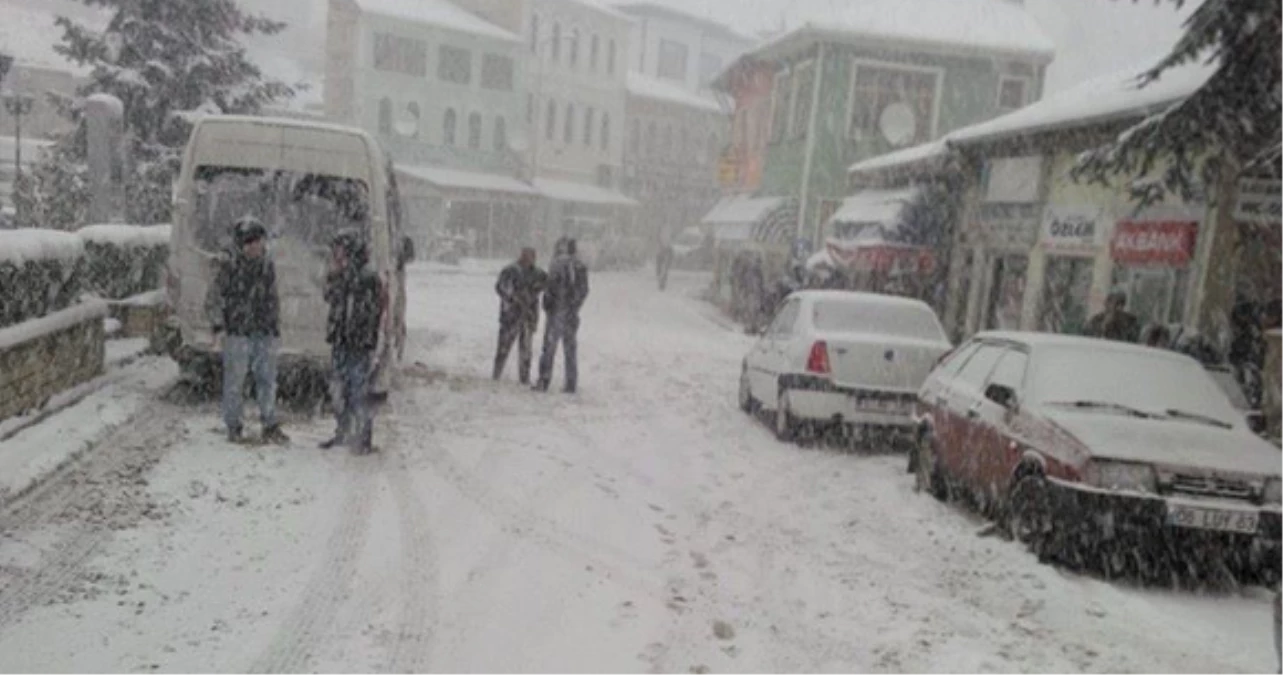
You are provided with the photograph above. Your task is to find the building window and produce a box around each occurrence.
[646,121,657,158]
[527,93,534,123]
[438,45,472,85]
[630,119,641,155]
[584,107,595,147]
[663,125,673,160]
[405,102,420,138]
[770,70,792,143]
[551,23,562,63]
[698,53,723,87]
[601,113,610,151]
[481,54,514,91]
[468,112,482,150]
[443,108,457,146]
[373,33,427,77]
[546,99,557,140]
[998,76,1028,112]
[564,103,575,144]
[657,39,688,82]
[608,39,617,75]
[848,63,939,147]
[791,60,815,139]
[494,117,507,151]
[530,14,539,54]
[570,29,580,68]
[590,35,600,71]
[378,98,393,135]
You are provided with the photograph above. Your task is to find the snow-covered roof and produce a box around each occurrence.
[533,178,638,206]
[77,224,173,248]
[950,60,1214,146]
[613,2,753,45]
[790,288,936,311]
[354,0,520,42]
[829,187,919,227]
[397,164,538,196]
[757,0,1054,62]
[848,140,948,175]
[0,229,84,265]
[626,73,724,113]
[701,195,784,226]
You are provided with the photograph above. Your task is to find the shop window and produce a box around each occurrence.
[848,63,938,147]
[791,60,815,140]
[438,46,472,85]
[1038,256,1094,335]
[983,255,1028,331]
[481,54,514,91]
[658,39,688,82]
[1112,266,1190,328]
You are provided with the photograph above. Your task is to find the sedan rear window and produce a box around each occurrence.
[812,300,946,342]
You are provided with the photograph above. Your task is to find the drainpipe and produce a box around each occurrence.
[795,42,826,248]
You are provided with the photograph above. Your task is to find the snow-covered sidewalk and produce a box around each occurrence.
[0,265,1275,672]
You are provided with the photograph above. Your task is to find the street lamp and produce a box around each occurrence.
[2,89,36,182]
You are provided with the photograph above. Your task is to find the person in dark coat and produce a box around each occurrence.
[1084,290,1141,342]
[206,217,288,444]
[320,231,386,454]
[535,237,589,393]
[494,247,547,384]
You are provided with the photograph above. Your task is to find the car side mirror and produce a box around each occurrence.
[985,383,1017,409]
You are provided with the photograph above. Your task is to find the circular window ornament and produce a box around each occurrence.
[879,102,917,147]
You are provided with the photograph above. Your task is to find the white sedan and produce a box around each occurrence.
[738,290,952,443]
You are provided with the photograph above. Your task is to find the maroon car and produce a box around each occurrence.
[911,332,1282,582]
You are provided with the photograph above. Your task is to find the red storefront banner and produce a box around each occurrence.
[1111,220,1198,266]
[825,241,936,274]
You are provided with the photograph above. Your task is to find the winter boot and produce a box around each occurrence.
[532,380,550,392]
[228,426,245,444]
[319,434,346,450]
[352,430,375,456]
[262,425,290,445]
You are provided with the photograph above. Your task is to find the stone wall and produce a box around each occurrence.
[0,303,106,422]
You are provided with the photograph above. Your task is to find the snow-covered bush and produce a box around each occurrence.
[78,224,171,300]
[0,230,86,329]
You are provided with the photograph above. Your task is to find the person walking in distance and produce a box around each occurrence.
[494,247,547,384]
[535,237,589,393]
[655,234,675,292]
[1084,289,1141,342]
[207,217,289,445]
[320,231,386,454]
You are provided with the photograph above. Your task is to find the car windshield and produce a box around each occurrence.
[812,299,946,342]
[1030,345,1241,426]
[192,166,369,252]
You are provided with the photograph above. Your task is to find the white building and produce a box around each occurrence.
[327,0,538,257]
[616,2,755,96]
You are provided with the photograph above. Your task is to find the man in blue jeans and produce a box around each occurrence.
[320,231,385,454]
[207,218,289,444]
[535,237,589,394]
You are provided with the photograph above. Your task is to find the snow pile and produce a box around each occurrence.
[0,301,107,352]
[78,224,173,249]
[0,229,85,265]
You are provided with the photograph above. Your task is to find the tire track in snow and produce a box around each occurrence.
[247,455,377,674]
[382,423,441,674]
[0,405,186,632]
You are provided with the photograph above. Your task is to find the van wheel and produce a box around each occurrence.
[915,434,948,501]
[774,389,798,443]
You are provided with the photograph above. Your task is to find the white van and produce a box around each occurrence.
[165,115,412,396]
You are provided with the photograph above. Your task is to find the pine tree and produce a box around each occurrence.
[18,0,295,227]
[1073,0,1282,206]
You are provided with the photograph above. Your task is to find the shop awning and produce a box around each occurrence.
[714,222,755,244]
[396,164,538,197]
[702,196,784,226]
[533,178,638,207]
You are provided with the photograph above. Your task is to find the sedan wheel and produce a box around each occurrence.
[774,389,798,443]
[738,370,756,413]
[1008,475,1054,559]
[914,434,948,501]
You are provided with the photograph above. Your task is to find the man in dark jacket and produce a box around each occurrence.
[207,217,288,444]
[535,237,589,393]
[494,247,547,384]
[1084,290,1141,343]
[320,231,386,454]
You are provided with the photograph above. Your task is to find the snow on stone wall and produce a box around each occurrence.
[0,230,85,265]
[77,224,173,249]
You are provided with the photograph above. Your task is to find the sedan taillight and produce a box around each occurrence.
[806,340,831,376]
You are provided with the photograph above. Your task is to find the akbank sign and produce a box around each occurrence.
[1041,204,1104,254]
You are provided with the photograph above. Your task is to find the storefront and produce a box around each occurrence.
[1109,217,1199,328]
[395,165,540,259]
[533,178,640,270]
[704,196,796,310]
[1035,203,1104,335]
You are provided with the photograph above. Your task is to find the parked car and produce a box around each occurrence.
[1205,363,1270,437]
[911,332,1282,582]
[738,290,952,443]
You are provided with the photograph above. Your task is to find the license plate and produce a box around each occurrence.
[855,397,909,414]
[1167,504,1260,534]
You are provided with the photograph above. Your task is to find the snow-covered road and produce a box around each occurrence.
[0,263,1275,672]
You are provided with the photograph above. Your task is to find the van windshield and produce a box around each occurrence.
[192,166,370,252]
